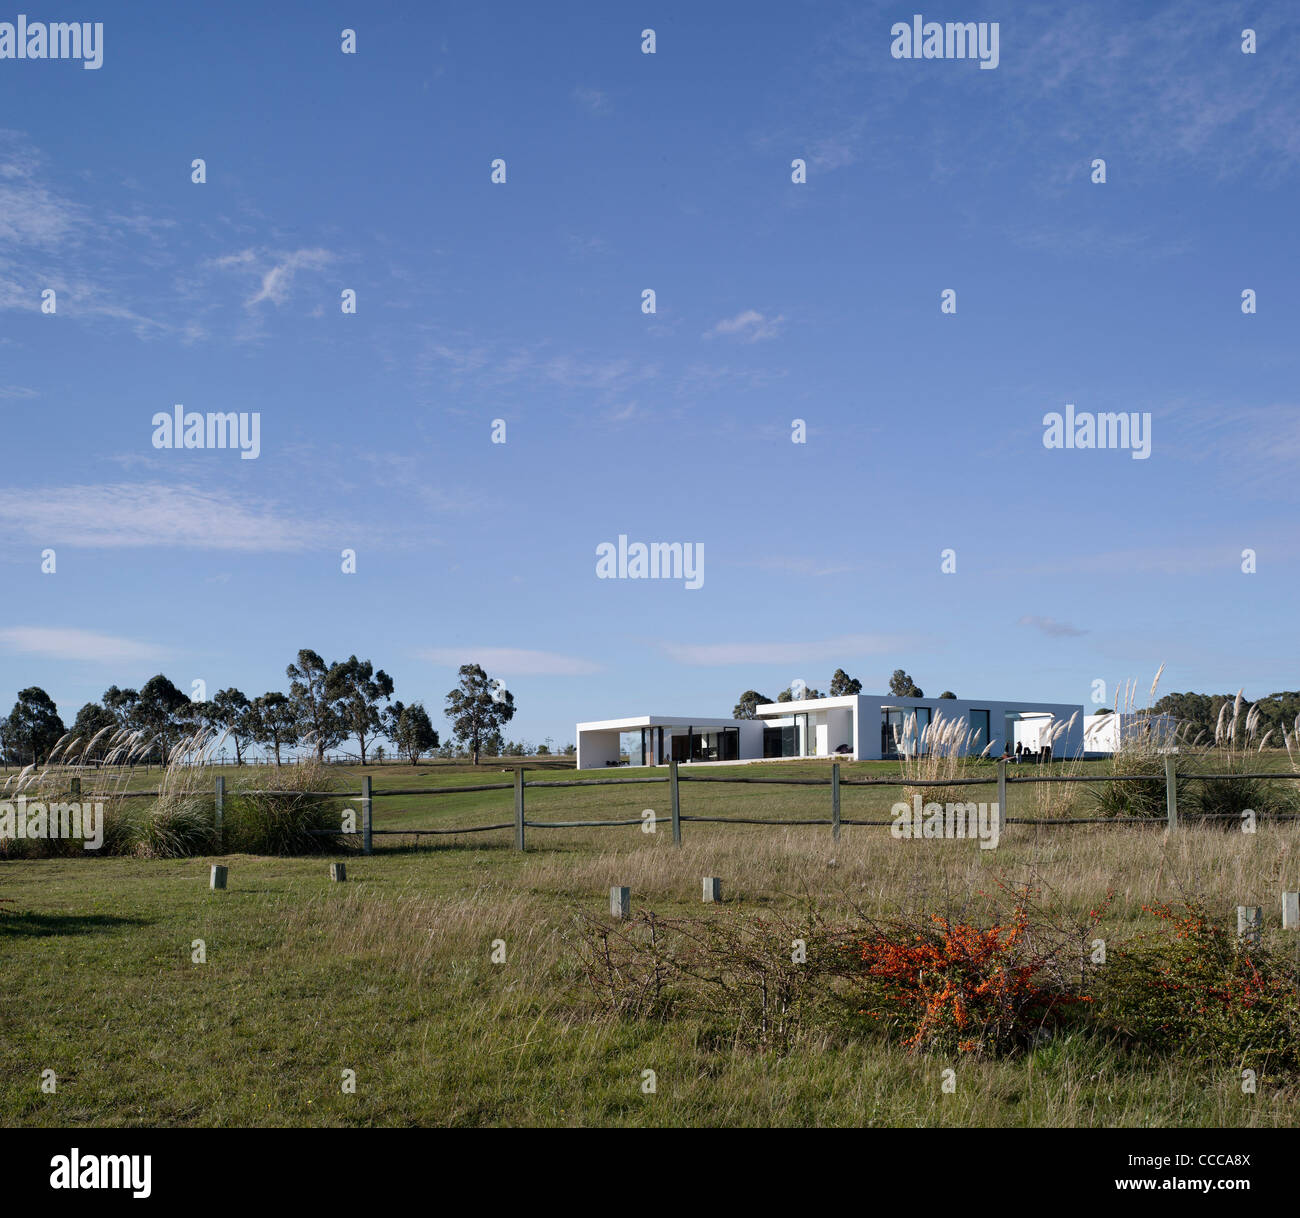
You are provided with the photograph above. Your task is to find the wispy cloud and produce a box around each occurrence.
[414,328,660,397]
[572,86,610,115]
[703,309,786,342]
[661,633,922,667]
[416,647,602,676]
[211,247,336,309]
[0,138,83,246]
[0,626,167,664]
[1018,615,1086,638]
[0,483,333,551]
[0,133,191,338]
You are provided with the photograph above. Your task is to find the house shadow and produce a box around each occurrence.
[0,910,149,938]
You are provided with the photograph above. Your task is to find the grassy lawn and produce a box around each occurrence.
[74,756,1120,834]
[4,794,1300,1127]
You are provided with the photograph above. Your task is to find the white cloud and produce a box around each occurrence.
[0,626,167,663]
[0,143,82,246]
[211,247,336,309]
[572,86,610,115]
[416,647,602,676]
[1018,615,1086,638]
[703,310,786,342]
[0,483,330,551]
[661,633,920,667]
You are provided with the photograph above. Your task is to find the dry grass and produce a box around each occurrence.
[5,817,1300,1126]
[894,710,993,807]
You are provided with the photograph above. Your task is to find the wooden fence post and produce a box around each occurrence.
[670,760,682,846]
[702,877,721,903]
[361,775,372,856]
[610,886,630,919]
[1282,891,1299,931]
[1237,905,1262,946]
[831,762,841,844]
[214,775,224,850]
[1164,755,1178,831]
[997,759,1007,833]
[514,767,526,851]
[330,862,347,882]
[209,864,227,890]
[70,776,80,799]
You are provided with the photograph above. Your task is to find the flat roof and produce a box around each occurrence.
[576,715,752,732]
[754,694,861,716]
[756,694,1081,716]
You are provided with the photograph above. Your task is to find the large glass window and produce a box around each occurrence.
[913,707,932,755]
[969,710,990,754]
[881,708,905,758]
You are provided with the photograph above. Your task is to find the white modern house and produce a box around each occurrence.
[1082,712,1180,756]
[576,694,1085,769]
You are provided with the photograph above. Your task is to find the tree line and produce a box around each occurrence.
[0,655,550,768]
[1144,690,1300,742]
[731,669,956,717]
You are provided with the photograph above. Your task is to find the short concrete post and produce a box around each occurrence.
[214,775,225,849]
[1282,891,1299,930]
[610,886,630,919]
[831,763,841,844]
[330,863,346,882]
[1164,755,1178,831]
[209,864,228,891]
[702,876,721,903]
[1237,905,1262,946]
[997,759,1007,832]
[70,776,80,798]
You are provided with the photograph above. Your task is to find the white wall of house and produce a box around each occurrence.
[577,696,1088,768]
[575,727,623,769]
[758,695,1085,761]
[1082,712,1179,755]
[575,716,765,768]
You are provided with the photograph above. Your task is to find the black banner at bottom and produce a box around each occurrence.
[4,1125,1286,1205]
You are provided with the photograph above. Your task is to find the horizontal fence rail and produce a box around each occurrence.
[299,760,1300,853]
[17,760,1299,855]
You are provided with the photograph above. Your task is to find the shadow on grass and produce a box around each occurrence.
[367,838,518,857]
[0,910,150,938]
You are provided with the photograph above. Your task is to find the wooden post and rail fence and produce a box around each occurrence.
[75,758,1300,855]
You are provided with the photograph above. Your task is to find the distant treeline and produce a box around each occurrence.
[1145,691,1300,743]
[1,654,573,768]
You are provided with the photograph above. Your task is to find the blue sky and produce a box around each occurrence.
[1,0,1297,748]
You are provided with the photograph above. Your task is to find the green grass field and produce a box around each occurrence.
[4,760,1300,1127]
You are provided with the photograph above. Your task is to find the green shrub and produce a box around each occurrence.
[1093,900,1300,1080]
[131,795,218,859]
[1092,754,1190,819]
[1191,769,1300,825]
[225,762,350,855]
